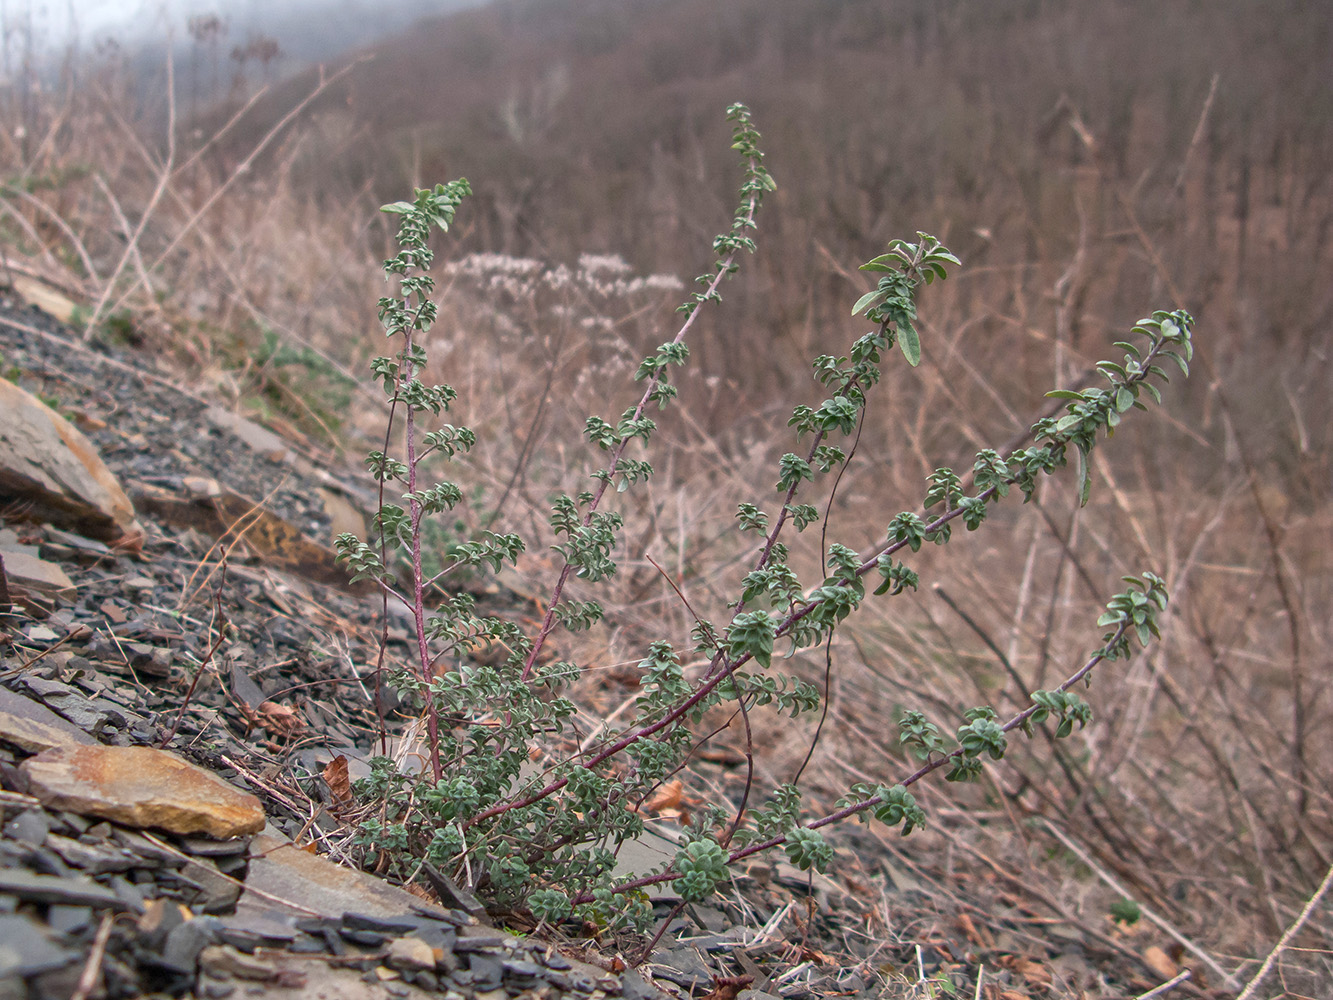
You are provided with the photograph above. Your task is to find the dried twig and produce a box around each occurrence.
[69,911,114,1000]
[102,60,366,324]
[1134,970,1192,1000]
[83,49,176,338]
[1172,74,1219,198]
[160,557,230,748]
[1235,862,1333,1000]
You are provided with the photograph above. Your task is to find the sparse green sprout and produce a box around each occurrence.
[1109,897,1143,926]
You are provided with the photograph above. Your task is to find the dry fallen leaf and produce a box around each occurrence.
[637,779,682,814]
[402,881,437,903]
[957,911,994,949]
[322,754,354,810]
[256,700,302,736]
[1142,945,1178,980]
[797,945,837,965]
[699,974,753,1000]
[1000,954,1053,989]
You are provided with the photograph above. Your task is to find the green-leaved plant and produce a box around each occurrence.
[336,104,1194,930]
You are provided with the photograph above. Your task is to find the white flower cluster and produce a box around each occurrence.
[445,253,545,299]
[447,252,544,277]
[577,253,632,275]
[446,252,684,301]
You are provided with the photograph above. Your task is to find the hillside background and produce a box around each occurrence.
[3,0,1332,989]
[237,0,1331,477]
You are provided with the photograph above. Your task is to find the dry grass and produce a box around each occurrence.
[2,32,1331,994]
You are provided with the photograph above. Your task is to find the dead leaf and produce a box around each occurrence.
[637,780,682,814]
[402,881,436,903]
[697,746,745,765]
[255,700,302,736]
[322,754,354,810]
[957,911,994,949]
[797,945,836,965]
[1142,945,1178,980]
[699,974,752,1000]
[999,955,1052,989]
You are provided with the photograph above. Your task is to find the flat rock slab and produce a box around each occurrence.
[241,829,453,921]
[0,684,100,752]
[0,912,79,978]
[0,378,144,549]
[0,547,75,600]
[19,745,265,838]
[0,868,123,908]
[132,479,360,589]
[198,950,438,1000]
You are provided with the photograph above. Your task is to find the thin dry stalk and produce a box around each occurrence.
[100,59,367,326]
[93,173,153,294]
[83,50,176,338]
[6,186,101,281]
[69,911,114,1000]
[1171,73,1219,198]
[1235,861,1333,1000]
[1134,970,1193,1000]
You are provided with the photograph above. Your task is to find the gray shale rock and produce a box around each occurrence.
[0,685,100,752]
[0,913,77,978]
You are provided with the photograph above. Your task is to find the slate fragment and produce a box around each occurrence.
[164,917,220,970]
[240,828,453,921]
[0,684,100,751]
[0,548,75,602]
[4,808,51,845]
[44,833,139,873]
[647,947,714,989]
[198,945,277,981]
[386,936,437,972]
[18,675,122,735]
[0,868,122,907]
[0,913,77,978]
[420,859,487,920]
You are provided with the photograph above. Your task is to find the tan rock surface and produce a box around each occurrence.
[19,745,265,838]
[0,379,144,549]
[8,274,82,326]
[0,685,100,752]
[242,827,453,920]
[0,547,76,600]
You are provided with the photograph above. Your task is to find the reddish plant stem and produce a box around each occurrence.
[573,619,1131,903]
[160,560,229,748]
[399,323,444,784]
[469,331,1176,833]
[518,163,766,683]
[371,380,405,758]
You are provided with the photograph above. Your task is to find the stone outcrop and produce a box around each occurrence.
[19,745,265,839]
[0,379,144,550]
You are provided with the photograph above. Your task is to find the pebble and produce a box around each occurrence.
[387,935,438,971]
